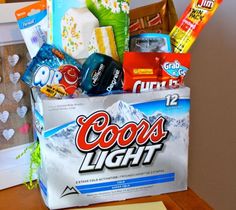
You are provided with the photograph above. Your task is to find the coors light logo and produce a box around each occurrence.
[197,0,215,10]
[75,111,169,173]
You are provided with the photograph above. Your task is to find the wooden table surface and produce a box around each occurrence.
[0,185,213,210]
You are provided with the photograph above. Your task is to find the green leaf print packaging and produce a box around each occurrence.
[86,0,130,61]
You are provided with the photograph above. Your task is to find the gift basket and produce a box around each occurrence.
[15,0,222,209]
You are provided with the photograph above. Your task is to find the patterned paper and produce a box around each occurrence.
[0,43,33,150]
[61,7,99,59]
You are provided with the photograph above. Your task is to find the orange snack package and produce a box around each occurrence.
[170,0,223,53]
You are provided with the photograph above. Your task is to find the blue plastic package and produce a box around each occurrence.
[22,43,82,98]
[81,53,123,95]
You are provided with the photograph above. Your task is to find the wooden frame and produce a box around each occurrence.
[0,2,36,190]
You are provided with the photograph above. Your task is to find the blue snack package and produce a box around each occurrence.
[22,43,82,98]
[130,33,172,53]
[81,53,123,95]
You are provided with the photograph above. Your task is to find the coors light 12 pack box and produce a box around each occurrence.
[32,87,190,209]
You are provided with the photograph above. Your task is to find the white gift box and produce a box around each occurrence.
[32,87,190,209]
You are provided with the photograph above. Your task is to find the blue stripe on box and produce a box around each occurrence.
[39,179,48,197]
[34,109,44,123]
[77,173,175,190]
[76,173,175,194]
[44,121,75,138]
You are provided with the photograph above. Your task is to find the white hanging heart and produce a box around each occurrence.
[0,93,5,105]
[17,106,28,118]
[9,72,21,85]
[2,129,15,141]
[8,54,20,67]
[13,90,24,103]
[0,111,9,123]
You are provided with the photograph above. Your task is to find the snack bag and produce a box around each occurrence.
[123,52,191,93]
[81,53,123,95]
[170,0,223,53]
[130,33,172,53]
[86,0,130,61]
[130,0,178,36]
[22,44,82,98]
[15,1,48,58]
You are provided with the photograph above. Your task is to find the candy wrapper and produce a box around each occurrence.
[123,52,191,93]
[15,1,48,58]
[130,0,178,36]
[170,0,223,53]
[22,44,82,98]
[81,53,123,95]
[130,33,172,53]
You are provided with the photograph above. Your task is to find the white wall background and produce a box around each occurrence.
[0,2,33,45]
[131,1,236,210]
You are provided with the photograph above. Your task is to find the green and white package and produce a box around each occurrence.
[86,0,130,61]
[47,0,130,61]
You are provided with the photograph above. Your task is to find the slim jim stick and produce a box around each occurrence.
[170,0,223,53]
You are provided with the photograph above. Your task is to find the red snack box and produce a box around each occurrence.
[123,52,191,93]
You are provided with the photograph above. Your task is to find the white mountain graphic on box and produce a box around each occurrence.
[46,101,189,156]
[106,100,147,126]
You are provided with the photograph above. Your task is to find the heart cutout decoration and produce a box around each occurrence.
[9,72,21,85]
[0,93,5,105]
[13,90,24,103]
[17,106,28,118]
[0,111,9,123]
[19,123,30,135]
[8,54,20,67]
[3,129,15,141]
